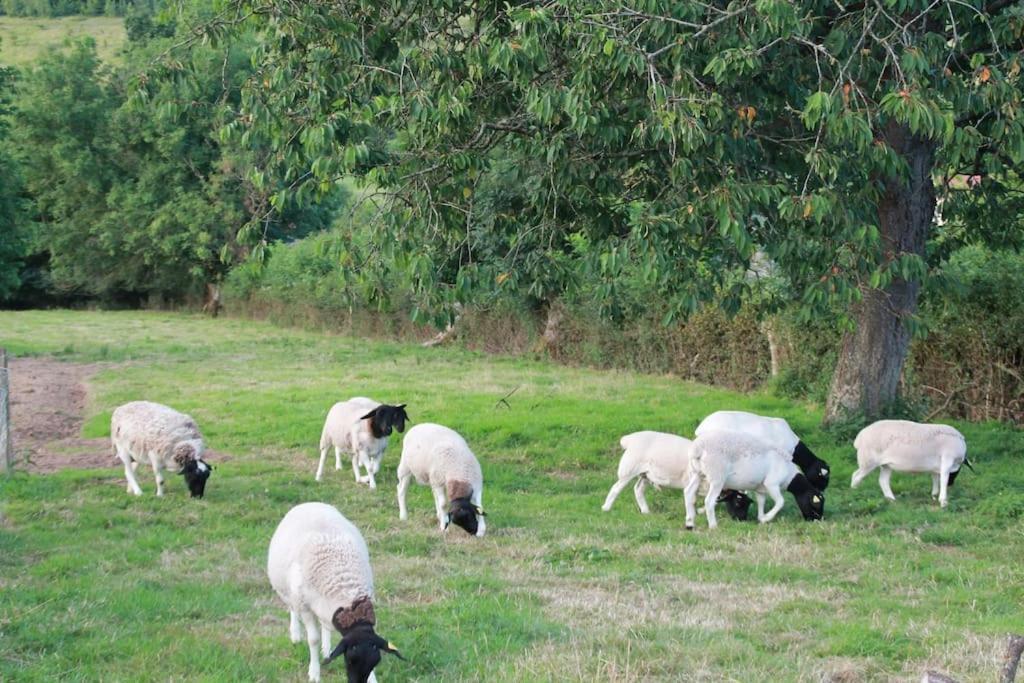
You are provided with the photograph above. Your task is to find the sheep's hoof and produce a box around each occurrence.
[600,505,611,512]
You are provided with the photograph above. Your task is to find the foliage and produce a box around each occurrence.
[2,310,1023,680]
[0,62,24,299]
[0,0,132,18]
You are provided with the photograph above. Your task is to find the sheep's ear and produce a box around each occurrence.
[359,408,379,420]
[325,640,348,664]
[962,458,975,472]
[380,639,406,660]
[397,404,407,410]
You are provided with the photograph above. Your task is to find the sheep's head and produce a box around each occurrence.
[329,598,404,682]
[179,458,212,498]
[361,404,409,438]
[326,623,404,683]
[947,458,974,486]
[717,489,753,521]
[793,441,830,491]
[446,496,484,536]
[786,473,825,521]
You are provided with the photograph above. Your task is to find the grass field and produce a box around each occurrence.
[0,16,126,67]
[1,310,1021,682]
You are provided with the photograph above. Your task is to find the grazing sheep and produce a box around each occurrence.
[110,401,212,498]
[396,423,486,537]
[851,419,971,507]
[601,431,752,520]
[684,429,825,530]
[696,410,831,490]
[316,398,409,489]
[267,502,403,683]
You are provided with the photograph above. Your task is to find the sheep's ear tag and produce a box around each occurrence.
[812,495,821,504]
[821,469,829,476]
[388,641,398,651]
[474,506,486,516]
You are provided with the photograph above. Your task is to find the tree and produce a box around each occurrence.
[227,0,1024,421]
[0,64,25,300]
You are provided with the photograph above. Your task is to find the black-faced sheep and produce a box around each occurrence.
[317,397,408,489]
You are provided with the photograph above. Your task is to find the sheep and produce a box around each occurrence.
[695,410,831,491]
[396,423,486,537]
[267,502,403,683]
[110,401,212,498]
[316,398,409,489]
[684,429,825,530]
[850,419,971,507]
[601,431,753,520]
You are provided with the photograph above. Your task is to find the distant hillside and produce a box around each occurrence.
[0,16,126,67]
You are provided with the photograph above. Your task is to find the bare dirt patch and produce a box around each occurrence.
[7,357,112,473]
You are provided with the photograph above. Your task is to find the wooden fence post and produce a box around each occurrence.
[1,348,11,475]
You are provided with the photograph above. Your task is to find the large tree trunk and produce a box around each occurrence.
[824,123,937,423]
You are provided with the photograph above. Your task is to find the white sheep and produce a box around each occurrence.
[684,429,825,529]
[316,398,408,489]
[396,423,486,537]
[110,401,212,498]
[267,502,403,683]
[851,419,970,507]
[695,410,831,490]
[601,431,752,519]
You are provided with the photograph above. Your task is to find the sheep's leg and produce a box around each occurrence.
[127,461,139,493]
[703,481,723,530]
[397,473,412,520]
[633,477,653,515]
[364,456,378,490]
[601,477,632,512]
[334,446,342,471]
[118,448,144,496]
[878,466,896,500]
[149,455,165,497]
[931,472,940,499]
[315,446,329,481]
[351,454,363,484]
[431,485,448,531]
[300,610,322,682]
[938,460,952,508]
[471,489,486,537]
[850,464,874,489]
[760,484,785,523]
[755,491,766,520]
[683,472,701,530]
[319,622,332,660]
[289,610,302,644]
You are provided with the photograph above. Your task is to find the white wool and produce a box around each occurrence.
[851,419,967,507]
[396,423,486,536]
[602,431,692,514]
[695,410,799,454]
[267,502,375,682]
[684,429,799,529]
[315,397,388,487]
[110,401,205,497]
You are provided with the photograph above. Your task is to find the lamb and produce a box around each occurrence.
[695,410,831,490]
[110,400,212,498]
[267,502,403,683]
[601,431,753,520]
[851,419,971,507]
[316,398,409,489]
[396,423,486,537]
[684,429,825,529]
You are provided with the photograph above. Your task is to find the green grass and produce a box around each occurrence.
[1,310,1022,681]
[0,16,126,67]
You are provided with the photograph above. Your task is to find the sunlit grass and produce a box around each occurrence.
[0,16,126,68]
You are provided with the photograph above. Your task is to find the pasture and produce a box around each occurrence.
[0,310,1021,681]
[0,16,125,67]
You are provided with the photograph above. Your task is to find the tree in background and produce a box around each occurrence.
[0,63,24,299]
[226,0,1024,422]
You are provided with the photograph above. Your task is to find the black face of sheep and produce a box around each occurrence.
[792,441,830,491]
[717,489,753,521]
[446,496,482,536]
[361,404,409,438]
[786,474,825,521]
[180,459,212,498]
[327,624,404,683]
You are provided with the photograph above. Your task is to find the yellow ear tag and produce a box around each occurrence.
[812,495,821,503]
[388,641,399,650]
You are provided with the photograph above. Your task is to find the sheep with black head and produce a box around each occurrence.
[110,401,213,498]
[396,423,486,537]
[316,397,409,489]
[696,410,831,491]
[268,502,404,683]
[685,429,825,530]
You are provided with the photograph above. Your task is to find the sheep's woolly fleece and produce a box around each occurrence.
[111,401,204,462]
